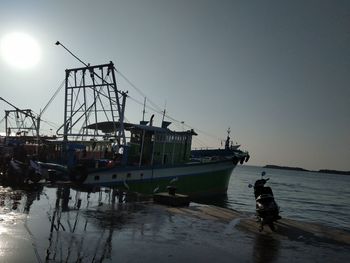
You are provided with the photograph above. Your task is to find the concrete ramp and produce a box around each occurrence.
[168,204,350,247]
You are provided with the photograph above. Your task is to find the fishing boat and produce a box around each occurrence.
[47,61,249,197]
[1,60,249,196]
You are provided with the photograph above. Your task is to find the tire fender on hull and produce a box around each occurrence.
[232,156,239,165]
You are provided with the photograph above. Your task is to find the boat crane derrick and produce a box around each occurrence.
[56,62,127,146]
[0,97,40,138]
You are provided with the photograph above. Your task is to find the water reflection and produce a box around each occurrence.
[252,234,280,263]
[0,184,43,213]
[0,183,143,262]
[1,184,248,262]
[45,186,128,261]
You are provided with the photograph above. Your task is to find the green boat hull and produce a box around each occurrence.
[85,161,235,198]
[130,168,233,197]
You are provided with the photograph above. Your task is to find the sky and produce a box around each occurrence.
[0,0,349,171]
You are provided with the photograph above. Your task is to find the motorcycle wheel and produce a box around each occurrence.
[259,222,263,232]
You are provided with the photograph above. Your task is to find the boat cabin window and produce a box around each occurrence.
[127,128,193,166]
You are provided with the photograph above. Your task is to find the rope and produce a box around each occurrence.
[0,116,5,126]
[40,79,65,118]
[113,67,222,147]
[115,68,163,113]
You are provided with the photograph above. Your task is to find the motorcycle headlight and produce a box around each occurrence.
[256,203,264,209]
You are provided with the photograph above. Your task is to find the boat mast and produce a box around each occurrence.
[0,97,41,152]
[142,97,146,122]
[161,101,167,123]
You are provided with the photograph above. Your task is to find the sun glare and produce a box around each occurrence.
[0,32,41,69]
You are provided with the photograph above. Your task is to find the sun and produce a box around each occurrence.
[0,32,41,69]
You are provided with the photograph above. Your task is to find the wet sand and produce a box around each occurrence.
[0,184,349,262]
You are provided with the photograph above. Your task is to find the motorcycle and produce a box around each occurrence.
[249,171,281,231]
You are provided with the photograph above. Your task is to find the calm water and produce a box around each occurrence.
[223,165,350,232]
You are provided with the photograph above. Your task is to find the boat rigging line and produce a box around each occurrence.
[55,41,126,97]
[40,79,65,118]
[53,41,227,147]
[55,41,88,68]
[114,68,164,113]
[112,68,223,143]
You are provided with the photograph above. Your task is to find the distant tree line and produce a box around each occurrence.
[263,165,350,175]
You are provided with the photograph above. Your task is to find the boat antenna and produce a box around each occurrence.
[55,41,88,67]
[162,101,167,123]
[142,97,147,122]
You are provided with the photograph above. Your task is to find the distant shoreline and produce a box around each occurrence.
[263,165,350,175]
